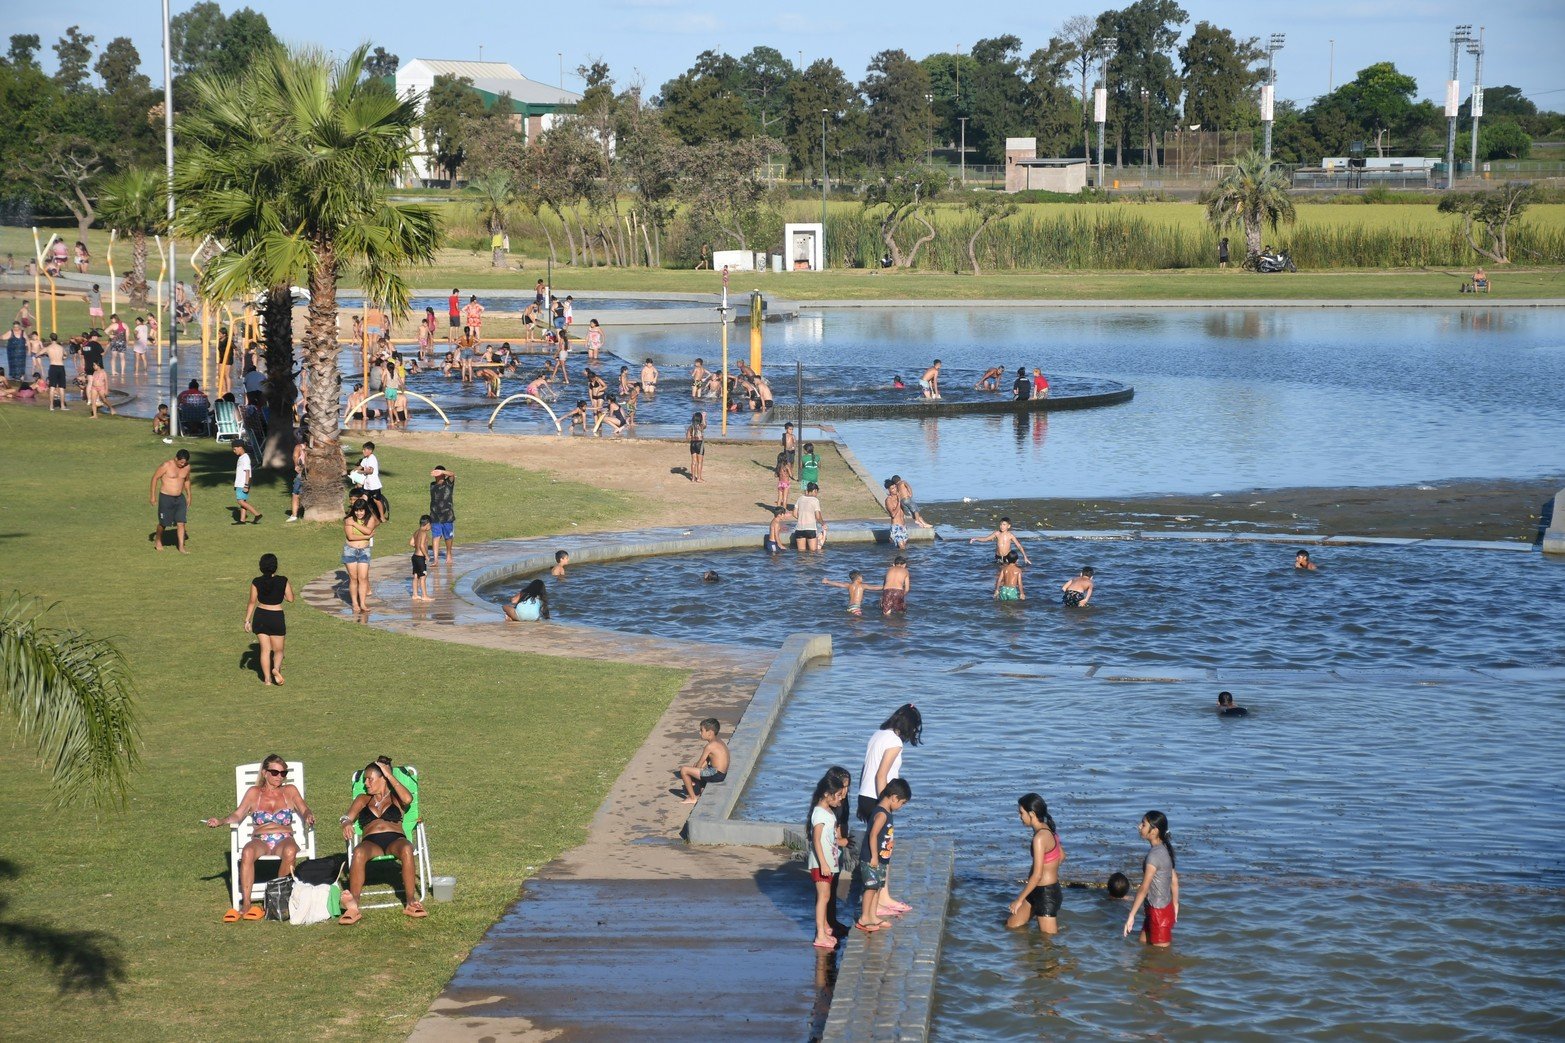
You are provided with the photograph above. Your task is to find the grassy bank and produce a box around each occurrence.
[0,405,684,1040]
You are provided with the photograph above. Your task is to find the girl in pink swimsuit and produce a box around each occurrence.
[1006,792,1064,934]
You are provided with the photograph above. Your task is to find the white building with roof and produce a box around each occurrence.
[395,59,582,184]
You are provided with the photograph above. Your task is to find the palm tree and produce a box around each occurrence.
[175,44,439,515]
[469,172,518,267]
[0,594,141,809]
[1203,151,1296,268]
[96,166,165,309]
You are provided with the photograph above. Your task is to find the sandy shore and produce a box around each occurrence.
[929,476,1563,543]
[364,429,886,529]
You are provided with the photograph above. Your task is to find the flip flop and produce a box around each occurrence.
[403,902,428,919]
[812,938,837,949]
[337,909,362,926]
[241,905,265,920]
[853,921,881,933]
[222,908,241,923]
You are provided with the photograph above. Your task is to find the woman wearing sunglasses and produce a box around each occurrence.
[206,753,315,922]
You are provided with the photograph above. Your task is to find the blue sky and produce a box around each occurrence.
[14,0,1564,110]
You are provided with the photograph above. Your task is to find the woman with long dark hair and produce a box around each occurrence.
[857,704,922,915]
[503,578,551,621]
[338,760,423,924]
[1005,793,1064,934]
[1124,810,1179,947]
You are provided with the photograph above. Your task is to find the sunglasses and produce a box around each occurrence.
[264,767,288,777]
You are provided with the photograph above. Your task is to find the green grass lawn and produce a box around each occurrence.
[0,405,684,1040]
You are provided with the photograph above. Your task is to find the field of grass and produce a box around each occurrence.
[0,405,685,1040]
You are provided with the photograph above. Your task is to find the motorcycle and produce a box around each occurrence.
[1256,251,1297,273]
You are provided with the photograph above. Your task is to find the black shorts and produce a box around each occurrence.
[48,365,67,389]
[411,554,427,577]
[1025,882,1062,918]
[252,607,286,637]
[794,529,817,542]
[158,492,187,526]
[856,795,880,824]
[449,315,460,327]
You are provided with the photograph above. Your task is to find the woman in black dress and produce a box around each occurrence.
[245,552,294,685]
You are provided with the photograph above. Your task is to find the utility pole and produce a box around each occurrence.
[1446,25,1473,189]
[1468,29,1485,177]
[958,117,968,184]
[161,0,179,431]
[1328,39,1334,93]
[1094,39,1113,189]
[1262,33,1285,161]
[820,109,828,267]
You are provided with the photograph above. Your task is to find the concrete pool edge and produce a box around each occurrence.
[788,297,1565,310]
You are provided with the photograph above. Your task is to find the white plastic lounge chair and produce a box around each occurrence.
[229,760,317,910]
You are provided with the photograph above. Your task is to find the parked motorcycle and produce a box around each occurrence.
[1256,251,1297,273]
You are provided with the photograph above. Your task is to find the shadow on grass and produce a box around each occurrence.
[0,858,127,995]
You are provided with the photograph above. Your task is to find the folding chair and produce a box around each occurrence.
[229,761,317,910]
[214,398,243,444]
[178,398,212,437]
[346,765,432,910]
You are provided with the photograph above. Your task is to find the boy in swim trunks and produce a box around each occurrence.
[994,551,1025,601]
[409,515,432,601]
[969,518,1031,564]
[674,718,729,804]
[883,479,908,549]
[765,507,792,554]
[918,360,941,399]
[880,556,910,615]
[857,778,911,932]
[550,550,570,578]
[823,569,882,616]
[1061,566,1093,607]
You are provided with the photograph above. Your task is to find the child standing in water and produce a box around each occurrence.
[1006,793,1064,934]
[585,319,603,362]
[1124,810,1178,947]
[856,779,911,932]
[409,515,432,601]
[822,569,882,616]
[808,768,851,948]
[993,551,1026,601]
[1062,566,1094,607]
[774,452,793,509]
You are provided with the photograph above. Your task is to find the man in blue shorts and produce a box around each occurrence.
[429,464,456,564]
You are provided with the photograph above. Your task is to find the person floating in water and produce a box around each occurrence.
[1216,691,1249,716]
[1061,566,1093,607]
[823,569,883,616]
[994,551,1026,601]
[969,517,1031,564]
[1295,550,1318,571]
[892,375,906,390]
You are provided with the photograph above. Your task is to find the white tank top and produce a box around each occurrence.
[859,728,903,800]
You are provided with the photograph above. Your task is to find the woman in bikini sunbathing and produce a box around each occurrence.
[338,760,424,923]
[205,753,315,921]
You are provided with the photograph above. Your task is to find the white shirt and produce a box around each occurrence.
[360,453,382,491]
[859,728,903,800]
[807,805,838,872]
[795,494,821,531]
[243,370,264,394]
[134,323,149,347]
[234,452,251,489]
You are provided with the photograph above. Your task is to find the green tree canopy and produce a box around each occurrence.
[861,49,934,166]
[423,74,484,181]
[1179,21,1264,131]
[658,50,751,145]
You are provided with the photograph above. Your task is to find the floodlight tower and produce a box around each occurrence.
[1446,25,1473,188]
[1094,38,1114,189]
[1467,29,1485,176]
[1262,33,1285,161]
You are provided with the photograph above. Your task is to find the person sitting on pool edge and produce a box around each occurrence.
[1216,691,1250,717]
[1295,550,1318,571]
[503,579,550,621]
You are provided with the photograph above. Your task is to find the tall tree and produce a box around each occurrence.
[209,9,277,80]
[1337,62,1419,156]
[920,51,978,153]
[679,136,785,252]
[96,166,164,307]
[1179,21,1265,131]
[658,50,750,145]
[93,37,148,95]
[422,75,483,182]
[7,33,43,67]
[176,44,439,511]
[1058,15,1100,158]
[965,36,1030,162]
[1203,150,1295,264]
[737,47,794,137]
[364,46,399,80]
[168,2,227,77]
[1097,0,1188,166]
[783,59,860,184]
[52,26,94,93]
[861,49,935,166]
[0,593,141,809]
[1024,38,1083,158]
[614,93,682,266]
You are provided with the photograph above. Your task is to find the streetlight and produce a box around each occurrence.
[925,93,935,164]
[161,0,179,431]
[1262,33,1285,161]
[820,108,828,268]
[558,52,564,90]
[957,116,968,185]
[1140,87,1150,172]
[1445,25,1473,189]
[1094,39,1114,189]
[1467,28,1485,178]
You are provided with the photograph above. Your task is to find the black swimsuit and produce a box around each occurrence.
[358,799,405,850]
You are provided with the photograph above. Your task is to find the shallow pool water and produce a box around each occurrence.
[340,295,698,314]
[475,537,1564,671]
[735,667,1565,1040]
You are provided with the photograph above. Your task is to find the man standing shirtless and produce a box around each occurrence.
[45,334,69,410]
[151,449,193,552]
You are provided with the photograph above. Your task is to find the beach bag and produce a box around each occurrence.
[294,853,347,886]
[263,876,294,920]
[288,881,337,925]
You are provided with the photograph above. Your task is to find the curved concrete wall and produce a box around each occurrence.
[778,384,1133,421]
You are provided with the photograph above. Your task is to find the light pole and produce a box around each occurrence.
[1467,28,1485,178]
[925,93,935,164]
[957,117,968,185]
[161,0,179,430]
[1262,33,1285,161]
[1094,40,1113,189]
[558,52,564,90]
[1446,25,1473,189]
[1139,87,1150,172]
[820,108,828,268]
[1328,39,1335,93]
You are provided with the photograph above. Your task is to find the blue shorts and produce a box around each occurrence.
[342,545,371,565]
[234,488,249,501]
[431,521,454,540]
[292,473,303,495]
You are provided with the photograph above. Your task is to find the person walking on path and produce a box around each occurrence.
[244,553,293,685]
[342,500,378,612]
[151,449,193,552]
[428,465,456,564]
[232,443,262,524]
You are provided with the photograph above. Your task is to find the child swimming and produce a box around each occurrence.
[993,551,1026,601]
[1061,566,1094,607]
[822,569,883,616]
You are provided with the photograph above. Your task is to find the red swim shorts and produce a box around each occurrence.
[810,867,835,884]
[1143,903,1175,945]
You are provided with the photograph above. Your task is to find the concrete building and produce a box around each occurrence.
[395,59,581,184]
[1004,138,1088,194]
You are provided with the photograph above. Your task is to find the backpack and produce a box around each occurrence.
[293,853,347,886]
[263,877,294,920]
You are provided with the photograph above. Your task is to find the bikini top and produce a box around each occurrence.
[252,808,294,827]
[1042,830,1064,865]
[357,798,405,830]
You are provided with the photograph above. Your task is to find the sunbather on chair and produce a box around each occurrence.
[206,753,315,922]
[339,759,425,923]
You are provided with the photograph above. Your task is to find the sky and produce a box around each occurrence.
[12,0,1565,111]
